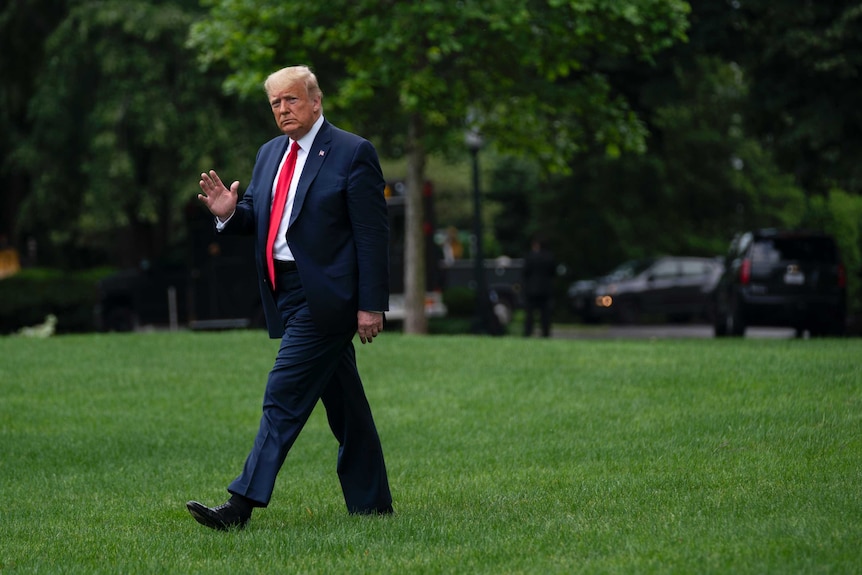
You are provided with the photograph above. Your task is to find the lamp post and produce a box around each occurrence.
[465,128,489,334]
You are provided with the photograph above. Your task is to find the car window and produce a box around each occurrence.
[732,233,752,259]
[751,238,837,263]
[650,260,678,278]
[680,260,709,276]
[609,259,654,280]
[631,259,656,275]
[750,241,781,263]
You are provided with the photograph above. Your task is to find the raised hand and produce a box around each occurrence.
[198,170,240,221]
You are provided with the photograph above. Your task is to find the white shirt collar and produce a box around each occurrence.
[292,115,324,152]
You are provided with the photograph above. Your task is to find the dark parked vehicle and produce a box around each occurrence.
[568,256,723,323]
[589,256,724,324]
[712,229,846,337]
[567,277,600,322]
[567,259,652,323]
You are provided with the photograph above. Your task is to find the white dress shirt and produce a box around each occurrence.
[217,115,325,263]
[271,115,324,262]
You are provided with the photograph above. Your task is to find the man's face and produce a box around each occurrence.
[269,81,321,140]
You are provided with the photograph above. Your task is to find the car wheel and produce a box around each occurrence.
[811,319,845,338]
[580,307,600,324]
[713,309,728,337]
[828,320,846,337]
[616,299,639,324]
[726,300,746,337]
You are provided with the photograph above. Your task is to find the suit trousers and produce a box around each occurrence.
[228,268,392,513]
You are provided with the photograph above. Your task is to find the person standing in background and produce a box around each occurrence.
[522,236,557,338]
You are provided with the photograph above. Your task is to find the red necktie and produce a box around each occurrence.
[266,141,300,288]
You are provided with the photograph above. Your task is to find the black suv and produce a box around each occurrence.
[712,229,846,337]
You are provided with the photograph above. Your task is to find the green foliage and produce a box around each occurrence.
[495,51,811,278]
[188,0,689,334]
[1,332,860,573]
[487,154,541,256]
[17,0,272,268]
[0,267,114,333]
[735,1,862,195]
[427,315,475,335]
[8,0,861,337]
[477,1,862,287]
[189,0,690,169]
[0,0,67,242]
[441,286,477,317]
[803,189,862,315]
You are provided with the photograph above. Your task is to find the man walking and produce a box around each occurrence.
[187,65,393,530]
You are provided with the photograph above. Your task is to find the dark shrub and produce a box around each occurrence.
[0,268,114,334]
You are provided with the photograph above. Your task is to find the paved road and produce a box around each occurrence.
[550,324,798,340]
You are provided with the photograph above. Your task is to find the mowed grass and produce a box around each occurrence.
[0,331,860,574]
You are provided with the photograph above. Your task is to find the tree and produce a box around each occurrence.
[494,1,815,281]
[189,0,690,333]
[16,0,272,268]
[0,0,67,252]
[804,189,862,317]
[705,0,862,196]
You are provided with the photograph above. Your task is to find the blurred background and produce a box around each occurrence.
[1,0,860,336]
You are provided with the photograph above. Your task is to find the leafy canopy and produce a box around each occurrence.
[189,0,690,169]
[19,0,271,266]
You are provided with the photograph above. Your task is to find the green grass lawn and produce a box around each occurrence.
[1,331,860,574]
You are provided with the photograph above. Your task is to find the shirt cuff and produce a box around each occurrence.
[214,211,235,230]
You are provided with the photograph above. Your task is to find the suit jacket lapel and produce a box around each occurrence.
[289,121,332,229]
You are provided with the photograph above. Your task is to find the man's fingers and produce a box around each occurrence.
[358,329,379,344]
[199,171,225,190]
[209,170,225,188]
[356,311,383,344]
[199,171,238,201]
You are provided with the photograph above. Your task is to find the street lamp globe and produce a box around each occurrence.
[464,128,484,152]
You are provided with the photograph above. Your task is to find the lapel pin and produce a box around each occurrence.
[319,150,325,157]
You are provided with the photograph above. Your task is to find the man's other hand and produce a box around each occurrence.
[357,311,384,344]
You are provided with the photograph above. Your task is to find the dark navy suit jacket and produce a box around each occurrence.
[222,121,389,338]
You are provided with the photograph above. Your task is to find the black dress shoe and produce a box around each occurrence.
[186,500,251,531]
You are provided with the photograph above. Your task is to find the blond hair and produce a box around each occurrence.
[264,66,323,101]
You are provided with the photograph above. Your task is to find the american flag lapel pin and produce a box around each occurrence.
[319,150,325,157]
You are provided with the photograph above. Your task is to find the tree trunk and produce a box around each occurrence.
[403,114,427,334]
